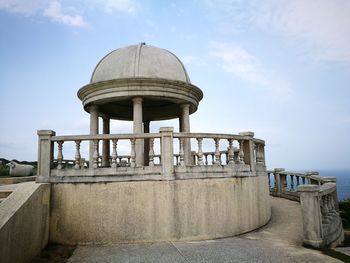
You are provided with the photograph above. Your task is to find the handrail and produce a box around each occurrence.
[52,133,161,141]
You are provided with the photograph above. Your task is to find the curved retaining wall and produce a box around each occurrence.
[50,176,271,244]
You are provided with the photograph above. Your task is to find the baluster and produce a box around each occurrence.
[228,139,234,165]
[197,138,204,166]
[256,144,263,163]
[57,141,64,170]
[73,140,81,169]
[295,176,299,189]
[321,196,330,224]
[111,139,118,168]
[130,138,136,168]
[214,138,221,165]
[179,138,185,166]
[238,140,245,164]
[149,138,155,166]
[92,140,99,169]
[290,175,294,191]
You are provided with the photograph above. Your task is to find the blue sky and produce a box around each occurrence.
[0,0,350,170]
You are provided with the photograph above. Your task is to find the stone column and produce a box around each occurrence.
[133,97,143,166]
[144,120,150,166]
[297,184,323,248]
[37,130,56,180]
[179,104,191,165]
[102,117,110,167]
[238,131,255,172]
[160,127,174,180]
[89,105,99,168]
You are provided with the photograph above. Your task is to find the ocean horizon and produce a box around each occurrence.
[318,169,350,201]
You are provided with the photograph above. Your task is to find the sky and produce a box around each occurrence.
[0,0,350,170]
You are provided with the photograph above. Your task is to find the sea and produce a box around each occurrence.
[318,170,350,201]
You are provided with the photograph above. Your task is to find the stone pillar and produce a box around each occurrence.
[274,168,285,196]
[144,120,150,166]
[179,104,191,165]
[297,184,323,248]
[89,105,99,168]
[160,127,174,180]
[133,97,143,166]
[238,131,255,172]
[102,117,110,167]
[37,130,56,180]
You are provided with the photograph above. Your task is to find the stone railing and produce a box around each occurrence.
[299,183,344,248]
[267,168,326,201]
[268,168,344,248]
[36,128,266,183]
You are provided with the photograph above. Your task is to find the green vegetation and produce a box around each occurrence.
[339,198,350,230]
[0,164,10,176]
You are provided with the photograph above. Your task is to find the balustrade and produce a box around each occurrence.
[298,183,343,248]
[37,129,265,179]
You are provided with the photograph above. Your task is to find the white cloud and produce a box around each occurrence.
[254,0,350,62]
[43,1,84,27]
[103,0,138,14]
[207,0,350,62]
[0,0,85,27]
[0,0,43,14]
[209,41,290,98]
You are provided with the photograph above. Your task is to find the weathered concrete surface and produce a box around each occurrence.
[67,197,340,263]
[50,176,270,244]
[0,182,50,263]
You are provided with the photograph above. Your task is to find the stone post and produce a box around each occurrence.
[297,184,323,248]
[102,117,110,167]
[306,171,320,185]
[160,127,174,180]
[37,130,56,180]
[179,104,191,165]
[133,97,144,166]
[322,177,339,211]
[144,120,150,166]
[238,132,255,172]
[274,168,285,196]
[89,105,99,168]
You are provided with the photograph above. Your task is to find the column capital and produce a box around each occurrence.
[132,97,143,104]
[88,104,99,113]
[180,103,190,111]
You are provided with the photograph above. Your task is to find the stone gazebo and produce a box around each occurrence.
[36,43,271,245]
[78,43,203,167]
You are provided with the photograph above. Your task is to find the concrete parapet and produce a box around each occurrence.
[298,183,344,248]
[0,182,50,263]
[50,176,271,244]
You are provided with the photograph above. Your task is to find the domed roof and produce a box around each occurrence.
[90,43,191,84]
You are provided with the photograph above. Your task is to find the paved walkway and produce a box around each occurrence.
[67,197,341,263]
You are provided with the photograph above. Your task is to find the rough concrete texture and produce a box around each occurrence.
[0,182,50,263]
[67,197,341,263]
[90,43,190,84]
[50,176,271,244]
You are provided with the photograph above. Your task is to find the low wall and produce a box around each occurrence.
[50,176,271,244]
[0,182,50,263]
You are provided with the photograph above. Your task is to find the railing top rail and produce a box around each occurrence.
[173,132,265,144]
[267,169,329,184]
[52,133,161,142]
[319,183,337,196]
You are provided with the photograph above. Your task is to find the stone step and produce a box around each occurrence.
[0,197,5,203]
[0,190,13,198]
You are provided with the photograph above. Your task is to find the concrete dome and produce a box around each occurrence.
[78,43,203,121]
[91,43,191,84]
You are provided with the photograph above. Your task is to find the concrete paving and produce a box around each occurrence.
[67,197,341,263]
